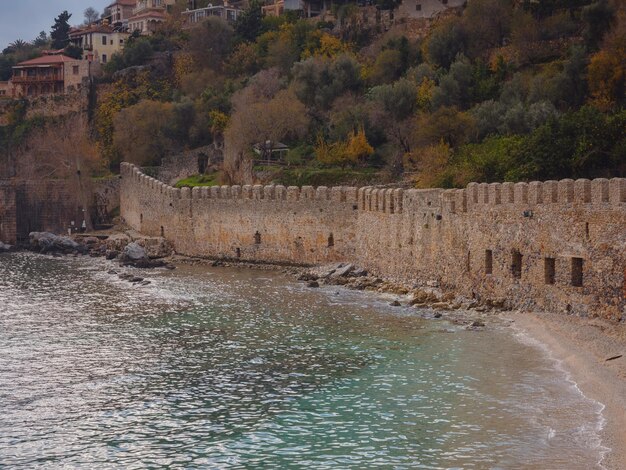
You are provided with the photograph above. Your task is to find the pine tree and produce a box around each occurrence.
[234,0,263,43]
[33,31,50,48]
[51,11,72,50]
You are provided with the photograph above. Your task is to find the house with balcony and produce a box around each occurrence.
[69,24,130,64]
[102,0,138,30]
[128,0,176,35]
[10,55,90,98]
[182,1,242,26]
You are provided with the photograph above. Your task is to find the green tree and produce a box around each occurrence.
[582,0,616,50]
[455,135,523,185]
[462,0,514,58]
[370,79,417,121]
[234,0,263,42]
[64,45,83,59]
[51,11,72,50]
[369,79,418,155]
[292,55,362,110]
[32,31,50,47]
[424,18,466,69]
[0,55,16,81]
[369,49,404,85]
[9,39,28,51]
[511,106,625,180]
[188,17,233,71]
[113,100,178,167]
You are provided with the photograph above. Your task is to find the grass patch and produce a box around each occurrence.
[272,167,381,187]
[175,173,220,188]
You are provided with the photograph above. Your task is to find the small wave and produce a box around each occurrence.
[512,327,611,469]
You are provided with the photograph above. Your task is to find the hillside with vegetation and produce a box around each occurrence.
[2,0,625,188]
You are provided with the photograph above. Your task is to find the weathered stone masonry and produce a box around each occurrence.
[121,163,626,321]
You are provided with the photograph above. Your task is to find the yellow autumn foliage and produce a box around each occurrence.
[173,52,195,87]
[315,127,373,167]
[587,35,625,110]
[345,127,374,163]
[416,77,435,111]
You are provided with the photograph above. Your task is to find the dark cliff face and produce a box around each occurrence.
[0,181,84,244]
[0,179,119,245]
[0,181,17,243]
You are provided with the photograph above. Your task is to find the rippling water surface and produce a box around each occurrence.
[0,252,606,469]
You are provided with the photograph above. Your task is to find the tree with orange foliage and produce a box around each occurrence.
[587,12,625,110]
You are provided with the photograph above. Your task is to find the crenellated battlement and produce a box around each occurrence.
[461,178,625,211]
[121,163,361,204]
[121,163,626,212]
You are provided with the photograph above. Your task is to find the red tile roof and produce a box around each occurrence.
[69,24,123,36]
[15,55,78,67]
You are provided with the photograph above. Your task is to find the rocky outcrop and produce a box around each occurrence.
[119,242,167,268]
[29,232,85,255]
[24,230,175,269]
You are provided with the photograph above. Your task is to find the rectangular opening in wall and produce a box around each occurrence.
[511,250,522,279]
[544,258,555,285]
[485,250,493,275]
[571,257,583,287]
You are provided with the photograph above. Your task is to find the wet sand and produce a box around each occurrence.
[510,312,626,470]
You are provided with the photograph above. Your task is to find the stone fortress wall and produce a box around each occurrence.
[121,163,626,321]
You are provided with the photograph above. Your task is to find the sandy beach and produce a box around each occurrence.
[510,312,626,470]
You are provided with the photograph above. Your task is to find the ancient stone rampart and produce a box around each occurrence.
[121,163,359,265]
[121,163,626,320]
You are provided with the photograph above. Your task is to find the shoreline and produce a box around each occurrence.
[508,312,626,470]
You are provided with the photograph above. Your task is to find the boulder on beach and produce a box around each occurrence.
[123,242,148,261]
[29,232,83,254]
[120,242,165,268]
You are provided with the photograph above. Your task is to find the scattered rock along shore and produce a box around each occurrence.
[23,230,176,270]
[173,256,511,330]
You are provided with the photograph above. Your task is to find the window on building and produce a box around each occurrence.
[442,0,448,4]
[110,40,113,45]
[571,257,583,287]
[73,65,79,75]
[485,250,493,275]
[102,54,107,63]
[416,3,421,10]
[120,39,124,44]
[102,35,107,45]
[544,258,556,284]
[511,250,522,279]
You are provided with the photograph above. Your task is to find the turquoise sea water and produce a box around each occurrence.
[0,253,607,468]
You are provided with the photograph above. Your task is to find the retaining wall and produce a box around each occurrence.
[121,163,626,320]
